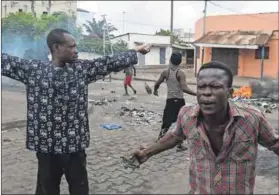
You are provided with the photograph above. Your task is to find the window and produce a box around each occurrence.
[18,9,23,12]
[43,11,48,15]
[255,46,269,59]
[196,46,200,59]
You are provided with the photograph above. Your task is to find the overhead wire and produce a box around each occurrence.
[208,1,279,23]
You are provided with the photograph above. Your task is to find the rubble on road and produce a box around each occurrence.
[249,77,279,101]
[232,77,278,113]
[231,97,278,114]
[118,106,162,125]
[89,98,117,106]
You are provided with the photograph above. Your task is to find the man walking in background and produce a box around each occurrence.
[1,28,150,195]
[153,52,196,151]
[124,65,137,95]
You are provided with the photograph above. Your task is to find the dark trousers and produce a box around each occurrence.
[159,98,185,138]
[35,150,89,195]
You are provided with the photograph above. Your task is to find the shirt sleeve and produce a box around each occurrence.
[258,114,279,156]
[1,53,32,84]
[171,107,187,140]
[78,50,138,84]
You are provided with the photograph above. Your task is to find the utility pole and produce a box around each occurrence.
[170,0,174,54]
[201,0,208,65]
[102,14,114,82]
[101,14,107,57]
[122,11,127,34]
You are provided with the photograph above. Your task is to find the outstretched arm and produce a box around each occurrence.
[153,71,166,95]
[133,107,187,163]
[1,53,33,84]
[178,70,196,96]
[82,44,150,83]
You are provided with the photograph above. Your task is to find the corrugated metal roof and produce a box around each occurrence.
[134,42,169,47]
[172,43,194,49]
[194,31,273,46]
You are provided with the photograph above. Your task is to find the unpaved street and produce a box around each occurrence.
[1,80,279,194]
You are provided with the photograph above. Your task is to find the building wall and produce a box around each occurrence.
[1,1,77,18]
[194,12,279,78]
[78,52,102,60]
[112,33,172,65]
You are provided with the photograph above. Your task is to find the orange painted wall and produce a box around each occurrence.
[194,12,279,78]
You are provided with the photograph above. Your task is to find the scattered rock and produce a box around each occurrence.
[230,97,278,113]
[119,106,162,125]
[88,98,117,106]
[3,138,12,142]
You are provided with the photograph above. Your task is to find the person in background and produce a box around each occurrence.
[133,61,279,194]
[1,28,151,195]
[153,52,196,151]
[123,65,137,96]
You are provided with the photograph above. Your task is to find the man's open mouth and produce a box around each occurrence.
[201,102,215,106]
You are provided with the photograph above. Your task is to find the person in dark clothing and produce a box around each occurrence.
[1,28,151,195]
[153,52,196,151]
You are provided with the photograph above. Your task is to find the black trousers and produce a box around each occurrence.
[159,98,185,138]
[35,150,89,195]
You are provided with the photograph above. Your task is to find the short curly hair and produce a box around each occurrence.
[198,61,233,88]
[46,28,71,53]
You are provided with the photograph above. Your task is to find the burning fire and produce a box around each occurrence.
[232,86,252,98]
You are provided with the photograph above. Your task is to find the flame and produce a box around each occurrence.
[232,86,252,98]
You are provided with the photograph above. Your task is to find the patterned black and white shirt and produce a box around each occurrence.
[1,50,138,154]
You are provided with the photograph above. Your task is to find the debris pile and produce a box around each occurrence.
[89,98,117,106]
[249,77,279,101]
[232,77,278,113]
[118,106,162,125]
[231,97,278,113]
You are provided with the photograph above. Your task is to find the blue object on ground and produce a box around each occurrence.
[100,123,121,130]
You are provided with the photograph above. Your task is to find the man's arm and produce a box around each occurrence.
[134,108,186,162]
[83,44,150,83]
[178,70,196,96]
[1,53,32,84]
[258,114,279,156]
[153,71,166,95]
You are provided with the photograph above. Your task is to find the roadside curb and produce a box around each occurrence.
[1,103,95,131]
[2,120,27,131]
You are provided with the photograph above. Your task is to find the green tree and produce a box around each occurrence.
[155,28,180,43]
[83,18,117,39]
[78,36,128,55]
[2,11,82,59]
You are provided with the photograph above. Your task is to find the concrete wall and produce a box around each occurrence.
[112,33,171,65]
[194,12,279,78]
[48,52,102,61]
[78,52,102,60]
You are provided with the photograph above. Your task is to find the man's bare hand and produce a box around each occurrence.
[132,143,151,164]
[135,43,151,54]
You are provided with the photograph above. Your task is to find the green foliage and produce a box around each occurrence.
[2,11,125,58]
[2,11,82,59]
[155,28,181,43]
[83,18,117,39]
[78,36,128,55]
